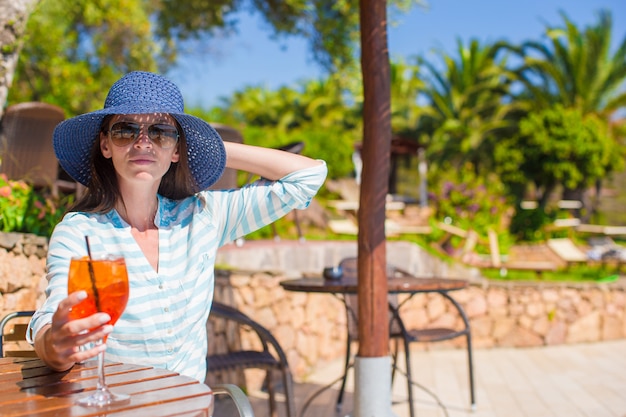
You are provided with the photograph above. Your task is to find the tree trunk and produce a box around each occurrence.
[0,0,38,119]
[562,185,591,222]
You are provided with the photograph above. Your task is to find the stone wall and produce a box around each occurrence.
[211,266,626,386]
[213,240,626,388]
[2,234,625,389]
[0,232,47,318]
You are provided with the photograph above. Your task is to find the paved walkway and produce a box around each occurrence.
[232,340,626,417]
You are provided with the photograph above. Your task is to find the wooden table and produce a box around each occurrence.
[0,357,214,417]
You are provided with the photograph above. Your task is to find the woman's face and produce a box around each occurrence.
[100,113,180,188]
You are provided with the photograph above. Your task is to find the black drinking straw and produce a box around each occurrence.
[84,236,102,312]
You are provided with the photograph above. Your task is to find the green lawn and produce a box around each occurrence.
[481,264,622,283]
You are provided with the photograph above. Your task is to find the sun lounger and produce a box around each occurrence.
[545,237,626,274]
[547,238,588,266]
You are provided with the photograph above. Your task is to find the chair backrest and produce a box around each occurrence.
[207,301,296,417]
[207,123,244,190]
[0,102,65,188]
[206,302,290,370]
[338,257,402,342]
[0,311,37,358]
[276,141,304,154]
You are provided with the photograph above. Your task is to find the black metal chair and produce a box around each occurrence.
[206,301,296,417]
[0,311,36,358]
[335,257,475,417]
[212,384,256,417]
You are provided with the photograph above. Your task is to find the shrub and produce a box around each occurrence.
[429,165,511,236]
[0,174,71,237]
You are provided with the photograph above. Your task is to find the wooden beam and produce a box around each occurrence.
[357,0,391,359]
[488,229,501,268]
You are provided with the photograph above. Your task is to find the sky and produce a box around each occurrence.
[167,0,626,109]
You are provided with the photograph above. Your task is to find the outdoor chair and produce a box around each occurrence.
[212,384,256,417]
[335,257,475,417]
[0,311,37,358]
[208,123,244,190]
[0,102,83,197]
[206,301,296,417]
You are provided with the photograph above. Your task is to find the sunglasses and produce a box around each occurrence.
[108,121,179,149]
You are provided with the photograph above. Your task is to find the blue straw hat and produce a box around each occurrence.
[53,71,226,190]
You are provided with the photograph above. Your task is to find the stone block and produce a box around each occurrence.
[545,321,567,345]
[602,315,624,340]
[464,294,487,318]
[567,311,601,343]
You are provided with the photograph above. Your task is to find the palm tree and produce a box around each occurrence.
[389,58,423,135]
[222,75,358,133]
[506,9,626,217]
[415,38,518,175]
[222,86,295,130]
[511,10,626,118]
[300,75,360,130]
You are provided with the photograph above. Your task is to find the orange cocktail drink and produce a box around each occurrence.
[67,254,130,406]
[68,256,129,339]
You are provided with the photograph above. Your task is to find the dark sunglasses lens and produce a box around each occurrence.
[109,122,178,148]
[148,124,179,148]
[110,122,139,145]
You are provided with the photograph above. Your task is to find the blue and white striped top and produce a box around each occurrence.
[29,162,327,381]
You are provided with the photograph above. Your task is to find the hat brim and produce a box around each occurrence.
[53,104,226,190]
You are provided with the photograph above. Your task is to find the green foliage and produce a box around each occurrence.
[9,0,162,116]
[190,76,362,180]
[238,125,356,180]
[518,105,621,202]
[154,0,425,74]
[416,38,520,175]
[389,59,424,136]
[7,3,626,247]
[512,10,626,116]
[0,174,71,237]
[1,43,16,54]
[292,128,356,180]
[215,78,361,132]
[481,264,621,283]
[508,208,556,242]
[429,164,511,238]
[497,104,624,242]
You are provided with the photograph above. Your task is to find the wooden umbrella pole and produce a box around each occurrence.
[357,0,391,362]
[355,0,394,415]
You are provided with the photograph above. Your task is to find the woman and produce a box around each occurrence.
[28,71,327,382]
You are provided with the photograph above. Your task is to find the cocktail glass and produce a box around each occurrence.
[68,255,130,406]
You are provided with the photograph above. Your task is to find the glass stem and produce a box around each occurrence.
[96,339,107,391]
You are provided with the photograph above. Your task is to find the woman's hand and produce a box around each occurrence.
[35,291,113,372]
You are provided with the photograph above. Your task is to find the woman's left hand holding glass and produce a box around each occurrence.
[34,290,112,372]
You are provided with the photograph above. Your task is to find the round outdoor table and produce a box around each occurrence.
[280,275,468,294]
[0,357,214,417]
[280,273,474,417]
